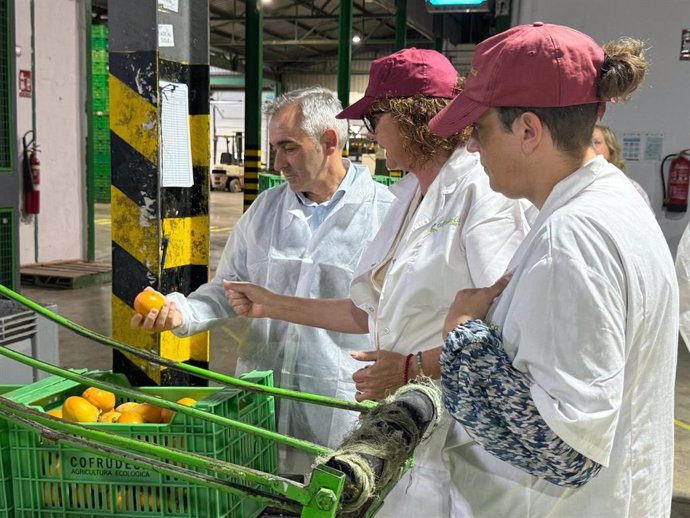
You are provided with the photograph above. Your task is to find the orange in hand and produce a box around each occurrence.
[134,290,166,317]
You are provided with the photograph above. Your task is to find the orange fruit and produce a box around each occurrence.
[160,397,196,424]
[62,396,100,423]
[82,387,116,412]
[98,410,122,423]
[47,408,63,418]
[133,290,166,317]
[136,403,163,423]
[41,482,62,507]
[159,407,175,424]
[115,401,141,414]
[117,411,145,424]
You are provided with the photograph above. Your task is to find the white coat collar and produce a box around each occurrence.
[531,155,607,230]
[406,147,480,236]
[281,160,376,229]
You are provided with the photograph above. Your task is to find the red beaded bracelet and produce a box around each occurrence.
[403,353,415,385]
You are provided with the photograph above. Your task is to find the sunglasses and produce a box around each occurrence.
[362,111,386,134]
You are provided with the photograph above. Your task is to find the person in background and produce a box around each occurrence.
[592,123,652,206]
[676,221,690,352]
[131,86,395,474]
[227,48,530,517]
[430,22,677,517]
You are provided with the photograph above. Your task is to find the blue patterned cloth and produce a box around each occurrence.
[440,319,602,487]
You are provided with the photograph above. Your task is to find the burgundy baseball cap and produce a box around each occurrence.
[430,22,605,136]
[337,48,460,120]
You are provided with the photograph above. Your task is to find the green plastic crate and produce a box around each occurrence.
[258,173,286,193]
[91,25,108,50]
[0,385,22,518]
[92,24,108,38]
[372,175,402,187]
[3,371,276,518]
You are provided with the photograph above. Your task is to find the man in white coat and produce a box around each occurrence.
[432,23,678,517]
[131,87,395,473]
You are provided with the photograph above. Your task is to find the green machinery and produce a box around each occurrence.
[0,284,442,518]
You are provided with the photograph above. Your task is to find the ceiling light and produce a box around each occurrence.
[352,34,361,43]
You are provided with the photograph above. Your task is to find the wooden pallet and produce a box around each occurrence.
[20,260,112,289]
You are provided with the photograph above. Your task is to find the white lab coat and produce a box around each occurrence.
[676,221,690,352]
[168,161,395,473]
[350,147,531,517]
[447,157,677,518]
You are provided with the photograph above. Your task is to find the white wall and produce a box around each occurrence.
[514,0,690,255]
[15,0,86,264]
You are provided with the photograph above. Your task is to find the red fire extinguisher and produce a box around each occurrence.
[661,149,690,212]
[22,131,40,214]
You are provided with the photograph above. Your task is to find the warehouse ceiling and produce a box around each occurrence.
[91,0,495,76]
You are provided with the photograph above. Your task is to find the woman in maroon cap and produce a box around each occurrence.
[227,48,530,517]
[431,23,673,518]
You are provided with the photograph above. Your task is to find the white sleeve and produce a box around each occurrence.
[676,222,690,352]
[506,245,626,467]
[169,210,251,337]
[463,194,529,288]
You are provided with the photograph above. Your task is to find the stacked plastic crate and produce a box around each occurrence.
[91,24,110,203]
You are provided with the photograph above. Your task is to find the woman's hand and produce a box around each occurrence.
[351,350,407,402]
[443,274,511,336]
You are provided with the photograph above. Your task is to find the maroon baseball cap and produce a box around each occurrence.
[337,48,460,120]
[430,22,605,136]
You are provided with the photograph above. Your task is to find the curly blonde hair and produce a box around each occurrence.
[369,77,470,170]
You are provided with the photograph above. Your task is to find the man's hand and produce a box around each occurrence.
[443,273,511,336]
[351,350,407,402]
[224,281,274,318]
[130,288,183,332]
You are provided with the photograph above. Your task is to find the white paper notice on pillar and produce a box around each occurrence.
[158,24,174,47]
[160,81,193,188]
[158,0,179,12]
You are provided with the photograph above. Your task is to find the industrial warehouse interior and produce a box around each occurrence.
[1,0,690,517]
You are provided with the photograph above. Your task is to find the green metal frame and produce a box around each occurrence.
[85,0,95,261]
[210,75,275,89]
[0,284,424,517]
[0,0,16,173]
[0,209,16,290]
[336,0,352,110]
[395,0,407,50]
[244,0,263,155]
[495,0,512,33]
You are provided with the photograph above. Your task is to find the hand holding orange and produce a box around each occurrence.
[134,289,166,317]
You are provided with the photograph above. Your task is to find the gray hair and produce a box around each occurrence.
[265,87,349,150]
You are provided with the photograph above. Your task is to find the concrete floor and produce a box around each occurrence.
[16,191,690,516]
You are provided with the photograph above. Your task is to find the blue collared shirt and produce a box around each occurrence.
[294,160,357,232]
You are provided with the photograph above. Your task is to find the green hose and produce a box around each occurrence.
[0,283,376,414]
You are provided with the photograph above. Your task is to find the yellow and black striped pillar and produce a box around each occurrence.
[243,148,260,211]
[109,0,210,386]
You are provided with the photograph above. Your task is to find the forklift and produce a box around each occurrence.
[211,132,244,192]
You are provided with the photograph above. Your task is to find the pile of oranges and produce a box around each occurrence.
[47,387,197,424]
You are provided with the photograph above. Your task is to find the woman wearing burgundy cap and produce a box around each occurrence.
[431,23,675,517]
[227,48,531,517]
